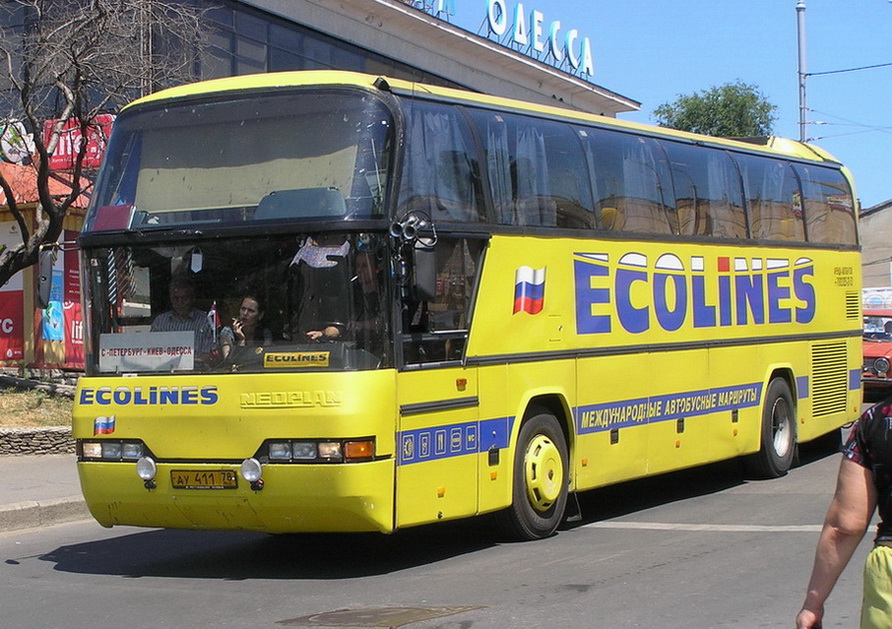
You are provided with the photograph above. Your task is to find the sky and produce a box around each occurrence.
[446,0,892,209]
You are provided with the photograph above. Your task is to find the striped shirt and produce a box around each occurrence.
[150,309,214,354]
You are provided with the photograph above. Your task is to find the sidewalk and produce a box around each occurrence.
[0,454,90,532]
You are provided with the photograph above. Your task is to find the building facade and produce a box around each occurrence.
[861,200,892,294]
[0,0,637,370]
[200,0,638,116]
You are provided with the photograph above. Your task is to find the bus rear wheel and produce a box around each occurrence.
[501,411,568,541]
[745,377,797,479]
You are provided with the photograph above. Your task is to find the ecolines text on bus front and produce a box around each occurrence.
[79,385,220,406]
[573,252,816,335]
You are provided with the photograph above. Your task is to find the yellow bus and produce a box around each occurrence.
[73,70,862,540]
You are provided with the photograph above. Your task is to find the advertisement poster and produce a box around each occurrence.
[63,231,83,367]
[43,114,114,172]
[42,266,64,341]
[0,221,24,361]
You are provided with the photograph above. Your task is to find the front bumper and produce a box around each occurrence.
[77,458,395,534]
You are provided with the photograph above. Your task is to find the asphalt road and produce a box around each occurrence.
[0,437,864,629]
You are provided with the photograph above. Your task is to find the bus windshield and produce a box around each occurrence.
[83,232,392,374]
[84,88,393,232]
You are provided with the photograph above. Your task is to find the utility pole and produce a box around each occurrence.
[796,0,808,142]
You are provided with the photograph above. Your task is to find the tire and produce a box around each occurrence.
[500,411,569,540]
[744,377,797,479]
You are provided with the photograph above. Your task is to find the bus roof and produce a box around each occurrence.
[127,70,841,166]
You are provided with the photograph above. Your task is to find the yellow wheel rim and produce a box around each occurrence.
[524,434,564,513]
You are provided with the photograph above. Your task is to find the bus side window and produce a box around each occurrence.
[581,129,675,235]
[543,124,595,229]
[662,142,746,239]
[398,99,485,224]
[469,111,596,229]
[401,237,483,365]
[737,156,805,242]
[794,164,857,245]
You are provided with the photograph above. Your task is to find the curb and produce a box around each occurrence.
[0,496,90,533]
[0,379,89,532]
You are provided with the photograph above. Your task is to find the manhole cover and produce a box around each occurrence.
[277,606,484,627]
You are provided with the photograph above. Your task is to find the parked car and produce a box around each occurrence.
[863,309,892,395]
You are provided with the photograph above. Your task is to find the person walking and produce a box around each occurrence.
[796,398,892,628]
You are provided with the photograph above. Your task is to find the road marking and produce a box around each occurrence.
[583,521,822,533]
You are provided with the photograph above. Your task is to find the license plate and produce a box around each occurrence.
[170,469,238,489]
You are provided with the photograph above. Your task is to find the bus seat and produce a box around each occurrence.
[255,187,347,220]
[599,206,619,230]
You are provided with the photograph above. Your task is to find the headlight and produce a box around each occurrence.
[317,442,343,461]
[876,357,891,375]
[259,438,374,462]
[292,442,318,460]
[240,458,263,482]
[268,442,292,460]
[78,439,148,461]
[82,441,103,459]
[102,442,122,459]
[136,457,157,481]
[122,442,144,460]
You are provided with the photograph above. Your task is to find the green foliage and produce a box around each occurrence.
[652,81,777,137]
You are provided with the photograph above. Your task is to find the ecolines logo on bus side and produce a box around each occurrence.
[573,252,817,335]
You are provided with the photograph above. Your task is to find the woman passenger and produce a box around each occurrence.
[219,295,273,360]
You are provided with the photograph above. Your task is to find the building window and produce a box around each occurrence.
[198,0,462,89]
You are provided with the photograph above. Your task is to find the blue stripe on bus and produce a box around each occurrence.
[398,416,513,466]
[575,382,764,435]
[399,376,843,464]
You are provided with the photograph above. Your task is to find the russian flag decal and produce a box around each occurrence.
[93,415,116,435]
[513,266,546,314]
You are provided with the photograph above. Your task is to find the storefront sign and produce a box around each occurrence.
[485,0,594,76]
[0,222,24,361]
[43,114,115,172]
[410,1,595,78]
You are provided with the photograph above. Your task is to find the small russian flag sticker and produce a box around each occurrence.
[93,415,116,435]
[513,266,546,315]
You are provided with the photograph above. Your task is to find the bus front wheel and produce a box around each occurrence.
[501,411,568,540]
[745,378,797,479]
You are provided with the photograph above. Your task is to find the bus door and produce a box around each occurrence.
[396,367,479,528]
[393,236,483,528]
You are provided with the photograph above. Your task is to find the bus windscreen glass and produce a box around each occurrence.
[83,233,391,374]
[84,89,393,232]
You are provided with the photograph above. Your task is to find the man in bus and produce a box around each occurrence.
[289,234,351,343]
[150,274,215,355]
[796,398,892,628]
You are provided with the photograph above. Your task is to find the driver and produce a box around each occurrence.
[289,234,351,342]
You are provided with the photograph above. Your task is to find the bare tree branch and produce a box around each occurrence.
[0,0,207,287]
